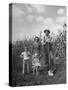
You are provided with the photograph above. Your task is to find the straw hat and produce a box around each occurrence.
[44,29,50,34]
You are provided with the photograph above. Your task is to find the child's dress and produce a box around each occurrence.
[32,53,41,74]
[32,57,41,67]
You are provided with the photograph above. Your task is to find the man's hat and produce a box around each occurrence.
[44,29,50,34]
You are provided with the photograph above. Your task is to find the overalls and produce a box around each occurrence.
[43,36,54,70]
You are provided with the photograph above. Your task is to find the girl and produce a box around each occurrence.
[32,53,41,75]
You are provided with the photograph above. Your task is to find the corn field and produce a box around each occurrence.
[11,24,66,86]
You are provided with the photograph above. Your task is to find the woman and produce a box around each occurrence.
[32,36,41,57]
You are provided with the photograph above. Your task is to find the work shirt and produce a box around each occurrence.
[43,35,52,51]
[43,35,51,44]
[21,51,30,60]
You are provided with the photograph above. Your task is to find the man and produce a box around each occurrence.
[43,29,54,76]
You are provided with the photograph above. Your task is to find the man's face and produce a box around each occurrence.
[45,32,49,36]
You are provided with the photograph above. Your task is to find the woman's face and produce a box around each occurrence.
[34,37,39,42]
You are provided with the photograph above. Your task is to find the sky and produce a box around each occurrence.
[12,3,66,42]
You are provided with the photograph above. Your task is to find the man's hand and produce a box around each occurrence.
[42,42,46,45]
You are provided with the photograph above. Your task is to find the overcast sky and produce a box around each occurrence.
[12,3,66,42]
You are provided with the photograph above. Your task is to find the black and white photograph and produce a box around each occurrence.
[9,3,67,87]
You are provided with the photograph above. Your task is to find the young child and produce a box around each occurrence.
[20,46,30,74]
[32,53,41,75]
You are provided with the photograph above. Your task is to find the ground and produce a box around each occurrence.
[12,59,66,86]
